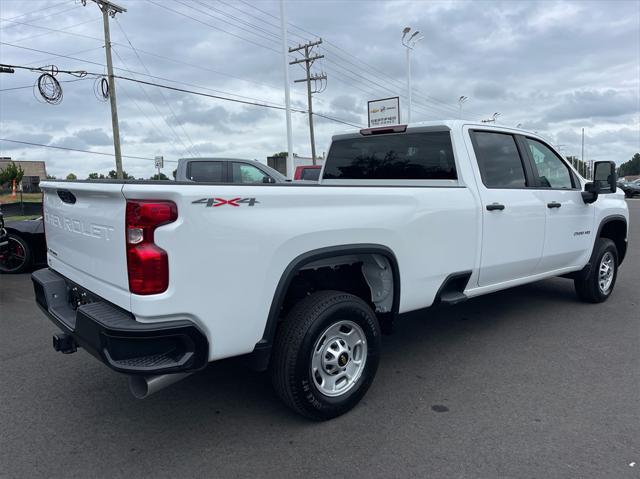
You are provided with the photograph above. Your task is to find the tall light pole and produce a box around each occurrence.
[458,96,468,119]
[279,0,294,179]
[401,26,423,124]
[482,112,501,123]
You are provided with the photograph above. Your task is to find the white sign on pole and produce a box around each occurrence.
[154,156,164,169]
[367,97,400,127]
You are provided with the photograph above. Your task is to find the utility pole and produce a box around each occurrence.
[83,0,126,179]
[290,39,326,165]
[279,0,294,179]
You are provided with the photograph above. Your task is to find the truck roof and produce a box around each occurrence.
[331,120,538,140]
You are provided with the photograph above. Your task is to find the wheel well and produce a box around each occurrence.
[599,219,627,264]
[279,253,395,320]
[260,245,399,343]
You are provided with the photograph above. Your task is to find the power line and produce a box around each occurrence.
[0,138,174,162]
[1,1,74,22]
[115,81,186,156]
[8,18,102,44]
[111,47,201,158]
[178,0,281,45]
[0,77,91,93]
[113,19,201,157]
[113,74,360,127]
[146,0,280,54]
[0,16,103,43]
[1,59,362,128]
[23,47,105,67]
[1,15,288,92]
[0,42,289,107]
[234,0,486,119]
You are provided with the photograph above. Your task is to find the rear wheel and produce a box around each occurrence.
[270,290,381,420]
[574,238,618,303]
[0,234,32,274]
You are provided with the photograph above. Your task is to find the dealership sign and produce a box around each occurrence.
[367,97,400,127]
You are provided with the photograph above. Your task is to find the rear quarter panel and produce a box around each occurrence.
[122,183,479,361]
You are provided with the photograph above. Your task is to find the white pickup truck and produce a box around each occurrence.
[32,121,629,420]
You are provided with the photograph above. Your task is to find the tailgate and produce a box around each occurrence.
[41,181,129,301]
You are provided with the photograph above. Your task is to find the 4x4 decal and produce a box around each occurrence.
[192,197,259,207]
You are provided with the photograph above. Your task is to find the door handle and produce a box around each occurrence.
[486,203,505,211]
[547,201,562,209]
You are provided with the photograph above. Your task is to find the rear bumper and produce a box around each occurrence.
[32,268,209,375]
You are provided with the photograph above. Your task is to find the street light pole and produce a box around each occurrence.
[406,47,411,124]
[401,27,423,124]
[279,0,294,179]
[458,96,468,119]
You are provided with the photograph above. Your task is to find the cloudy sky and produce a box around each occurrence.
[0,0,639,179]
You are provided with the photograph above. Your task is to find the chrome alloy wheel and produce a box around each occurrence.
[311,320,368,397]
[598,251,615,294]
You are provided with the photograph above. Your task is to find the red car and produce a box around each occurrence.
[294,165,322,181]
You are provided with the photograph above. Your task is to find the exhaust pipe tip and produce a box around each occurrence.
[128,373,192,399]
[128,375,150,399]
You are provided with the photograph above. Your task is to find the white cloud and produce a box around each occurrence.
[0,0,638,177]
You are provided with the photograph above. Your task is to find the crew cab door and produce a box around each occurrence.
[520,137,595,272]
[469,130,546,286]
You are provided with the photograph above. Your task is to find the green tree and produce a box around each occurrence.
[0,161,24,187]
[150,173,170,180]
[618,153,640,178]
[87,172,106,180]
[66,173,77,180]
[108,169,132,179]
[46,174,57,180]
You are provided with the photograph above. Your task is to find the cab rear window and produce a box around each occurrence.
[323,131,456,180]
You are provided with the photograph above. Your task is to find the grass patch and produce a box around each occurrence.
[0,192,43,204]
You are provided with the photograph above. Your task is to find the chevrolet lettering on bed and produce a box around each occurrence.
[30,120,629,421]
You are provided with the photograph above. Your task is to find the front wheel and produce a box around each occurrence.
[574,238,618,303]
[270,290,381,420]
[0,234,32,274]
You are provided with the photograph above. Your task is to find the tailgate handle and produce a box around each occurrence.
[57,190,77,204]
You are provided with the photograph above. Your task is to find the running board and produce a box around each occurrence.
[435,271,472,306]
[439,291,468,305]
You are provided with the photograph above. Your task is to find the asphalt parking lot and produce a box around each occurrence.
[1,200,638,479]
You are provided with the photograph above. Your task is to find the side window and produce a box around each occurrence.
[525,139,573,189]
[301,168,320,181]
[232,163,267,183]
[188,161,224,182]
[472,131,527,188]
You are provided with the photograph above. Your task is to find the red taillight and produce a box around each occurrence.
[126,200,177,295]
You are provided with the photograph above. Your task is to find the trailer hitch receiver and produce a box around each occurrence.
[53,333,77,354]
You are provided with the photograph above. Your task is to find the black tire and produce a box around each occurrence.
[0,234,32,274]
[270,290,381,421]
[574,238,618,303]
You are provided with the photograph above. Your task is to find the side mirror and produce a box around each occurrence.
[581,161,617,204]
[262,176,275,184]
[581,181,599,204]
[593,161,617,194]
